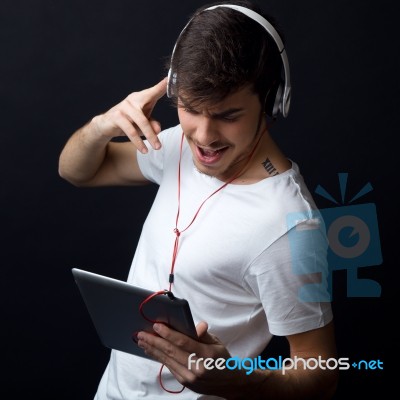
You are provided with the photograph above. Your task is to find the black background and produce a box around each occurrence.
[1,0,395,398]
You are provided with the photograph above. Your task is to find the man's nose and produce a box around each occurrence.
[195,116,219,146]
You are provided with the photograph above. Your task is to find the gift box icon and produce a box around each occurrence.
[321,202,382,298]
[287,173,382,300]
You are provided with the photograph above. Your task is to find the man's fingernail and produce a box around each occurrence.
[153,323,160,332]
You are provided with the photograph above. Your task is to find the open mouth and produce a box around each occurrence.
[196,146,229,165]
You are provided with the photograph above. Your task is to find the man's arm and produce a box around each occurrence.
[137,320,338,400]
[58,78,167,187]
[249,321,338,399]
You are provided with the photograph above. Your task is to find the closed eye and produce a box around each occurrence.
[211,108,244,123]
[218,115,240,123]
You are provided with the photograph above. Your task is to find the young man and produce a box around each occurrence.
[59,1,338,399]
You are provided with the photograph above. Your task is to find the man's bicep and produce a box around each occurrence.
[85,141,150,187]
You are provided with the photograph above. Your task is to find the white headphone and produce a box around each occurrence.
[167,4,291,118]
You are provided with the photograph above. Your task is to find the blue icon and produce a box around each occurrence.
[287,173,382,300]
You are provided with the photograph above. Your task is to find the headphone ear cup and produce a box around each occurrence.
[272,83,283,118]
[167,69,177,98]
[167,68,172,98]
[265,80,282,118]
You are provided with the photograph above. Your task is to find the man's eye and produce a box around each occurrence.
[221,116,238,122]
[217,114,241,123]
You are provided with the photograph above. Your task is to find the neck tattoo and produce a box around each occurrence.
[262,158,279,176]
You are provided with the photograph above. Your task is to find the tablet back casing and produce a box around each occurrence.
[72,268,197,359]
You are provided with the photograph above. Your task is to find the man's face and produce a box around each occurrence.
[177,86,265,182]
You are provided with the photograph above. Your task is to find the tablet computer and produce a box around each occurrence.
[72,268,197,360]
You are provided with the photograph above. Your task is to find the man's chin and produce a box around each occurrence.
[192,159,219,178]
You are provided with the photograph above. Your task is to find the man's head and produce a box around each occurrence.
[167,0,287,118]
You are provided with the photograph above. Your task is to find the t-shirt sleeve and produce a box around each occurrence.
[244,219,333,336]
[136,125,182,185]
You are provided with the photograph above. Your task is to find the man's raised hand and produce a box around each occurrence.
[91,77,167,153]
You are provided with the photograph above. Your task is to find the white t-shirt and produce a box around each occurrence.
[94,125,333,400]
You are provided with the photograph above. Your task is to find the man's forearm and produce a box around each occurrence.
[58,118,110,186]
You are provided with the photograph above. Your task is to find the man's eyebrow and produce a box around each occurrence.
[208,108,244,118]
[177,99,244,118]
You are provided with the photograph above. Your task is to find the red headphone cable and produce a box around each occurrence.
[138,129,264,393]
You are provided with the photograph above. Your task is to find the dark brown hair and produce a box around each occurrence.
[168,0,285,113]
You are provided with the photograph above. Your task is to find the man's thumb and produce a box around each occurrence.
[196,321,220,344]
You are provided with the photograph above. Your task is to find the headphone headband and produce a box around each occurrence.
[167,4,291,118]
